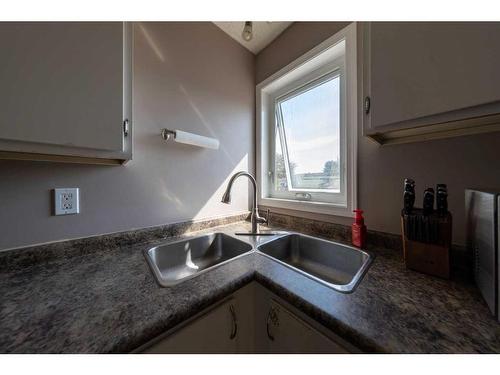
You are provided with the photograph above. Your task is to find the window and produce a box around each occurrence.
[256,23,357,216]
[273,70,343,202]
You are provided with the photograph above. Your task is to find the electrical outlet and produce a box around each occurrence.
[54,188,79,215]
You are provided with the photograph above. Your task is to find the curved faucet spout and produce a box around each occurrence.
[221,171,257,204]
[221,171,266,234]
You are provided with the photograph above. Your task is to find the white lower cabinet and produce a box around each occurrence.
[143,298,241,354]
[139,282,358,353]
[257,299,349,354]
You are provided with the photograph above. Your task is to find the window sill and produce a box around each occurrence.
[259,197,353,217]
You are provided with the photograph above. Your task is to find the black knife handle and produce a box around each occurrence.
[423,188,434,215]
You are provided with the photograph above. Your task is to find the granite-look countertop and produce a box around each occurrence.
[0,221,499,353]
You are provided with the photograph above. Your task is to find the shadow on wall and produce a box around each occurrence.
[357,131,500,245]
[0,21,255,250]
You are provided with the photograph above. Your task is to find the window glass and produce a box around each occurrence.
[275,75,341,193]
[274,125,289,191]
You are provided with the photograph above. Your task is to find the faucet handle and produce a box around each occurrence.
[264,208,270,226]
[256,207,270,226]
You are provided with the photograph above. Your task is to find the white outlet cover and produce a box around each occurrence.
[54,188,79,215]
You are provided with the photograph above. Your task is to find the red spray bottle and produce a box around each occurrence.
[352,209,367,249]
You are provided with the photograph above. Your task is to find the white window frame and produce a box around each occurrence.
[256,23,357,217]
[271,63,345,204]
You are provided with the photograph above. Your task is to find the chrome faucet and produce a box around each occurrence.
[221,171,270,235]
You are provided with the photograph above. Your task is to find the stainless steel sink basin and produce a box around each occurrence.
[257,233,372,293]
[145,233,253,287]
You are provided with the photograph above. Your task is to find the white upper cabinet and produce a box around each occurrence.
[362,22,500,145]
[0,22,132,164]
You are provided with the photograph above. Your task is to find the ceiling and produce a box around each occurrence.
[213,22,293,54]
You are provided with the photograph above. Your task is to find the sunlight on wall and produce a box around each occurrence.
[178,84,236,165]
[137,22,166,62]
[193,154,250,220]
[134,22,252,226]
[159,180,185,211]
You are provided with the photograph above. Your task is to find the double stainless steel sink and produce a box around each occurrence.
[144,232,372,292]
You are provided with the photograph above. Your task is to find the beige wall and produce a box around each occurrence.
[2,21,497,250]
[255,22,350,83]
[256,22,500,245]
[0,22,255,251]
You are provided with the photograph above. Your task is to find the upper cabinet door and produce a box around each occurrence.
[0,22,132,164]
[362,22,500,144]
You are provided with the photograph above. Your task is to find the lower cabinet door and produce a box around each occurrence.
[143,298,239,354]
[139,282,357,354]
[265,299,349,354]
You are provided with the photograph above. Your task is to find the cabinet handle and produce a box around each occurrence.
[229,304,238,340]
[364,96,371,114]
[123,119,130,137]
[266,306,279,341]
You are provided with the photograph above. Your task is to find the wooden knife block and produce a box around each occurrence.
[401,210,452,279]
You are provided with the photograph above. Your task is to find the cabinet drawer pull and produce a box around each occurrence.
[229,304,238,340]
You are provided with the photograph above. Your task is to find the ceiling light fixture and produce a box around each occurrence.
[242,21,253,42]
